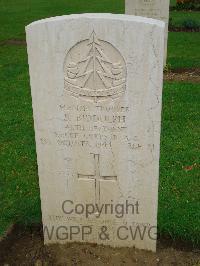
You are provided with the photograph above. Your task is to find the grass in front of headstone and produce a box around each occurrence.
[0,0,199,69]
[0,45,199,245]
[168,32,200,69]
[159,81,200,245]
[170,10,200,28]
[0,46,41,236]
[0,0,124,41]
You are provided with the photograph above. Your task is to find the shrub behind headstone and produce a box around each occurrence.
[176,0,200,10]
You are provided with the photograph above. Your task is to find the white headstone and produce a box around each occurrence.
[125,0,169,65]
[26,13,164,252]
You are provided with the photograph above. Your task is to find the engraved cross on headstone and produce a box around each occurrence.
[78,154,117,205]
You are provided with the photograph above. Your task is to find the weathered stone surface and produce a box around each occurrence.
[125,0,169,65]
[26,13,164,251]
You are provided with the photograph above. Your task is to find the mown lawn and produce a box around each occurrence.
[168,31,200,69]
[0,44,199,244]
[0,46,40,236]
[0,0,124,40]
[159,81,200,244]
[0,0,199,69]
[0,0,199,245]
[0,0,199,41]
[170,10,200,27]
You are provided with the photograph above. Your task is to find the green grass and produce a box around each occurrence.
[0,0,199,245]
[170,0,177,7]
[159,82,200,244]
[0,45,199,244]
[170,10,200,27]
[0,46,41,235]
[168,32,200,69]
[0,0,199,41]
[0,0,124,41]
[0,0,199,69]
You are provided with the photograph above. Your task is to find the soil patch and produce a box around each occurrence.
[0,225,199,266]
[169,26,200,32]
[170,7,200,12]
[164,68,200,83]
[0,39,26,46]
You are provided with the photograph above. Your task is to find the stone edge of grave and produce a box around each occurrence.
[25,13,165,31]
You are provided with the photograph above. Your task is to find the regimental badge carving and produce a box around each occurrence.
[64,31,127,102]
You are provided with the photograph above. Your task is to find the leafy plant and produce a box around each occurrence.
[176,0,200,10]
[169,17,174,28]
[182,19,200,30]
[164,63,172,73]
